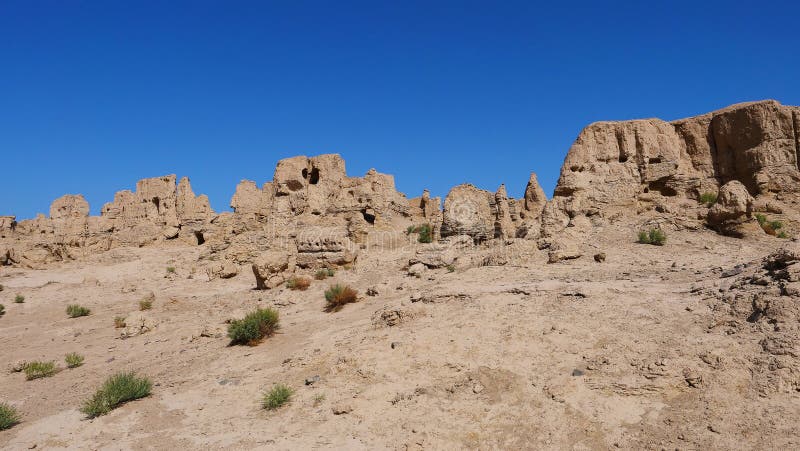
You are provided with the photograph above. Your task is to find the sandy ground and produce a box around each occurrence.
[1,225,799,450]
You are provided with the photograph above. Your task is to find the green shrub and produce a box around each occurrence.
[638,228,666,246]
[80,371,152,418]
[698,192,718,206]
[114,316,126,328]
[65,353,84,368]
[408,224,433,243]
[14,294,24,303]
[286,276,311,291]
[324,284,358,312]
[314,268,335,280]
[756,214,785,236]
[778,231,790,239]
[262,384,293,410]
[227,308,280,346]
[166,266,176,274]
[24,361,57,380]
[446,264,456,273]
[139,299,153,311]
[0,402,20,430]
[66,304,90,318]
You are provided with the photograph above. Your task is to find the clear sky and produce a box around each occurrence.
[2,1,799,219]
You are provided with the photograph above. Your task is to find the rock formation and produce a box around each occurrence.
[2,99,799,276]
[544,100,800,236]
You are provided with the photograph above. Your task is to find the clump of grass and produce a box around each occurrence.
[407,224,433,243]
[698,192,718,207]
[637,228,666,246]
[139,299,153,311]
[14,294,24,303]
[24,361,57,380]
[446,264,456,273]
[0,402,20,430]
[756,213,785,236]
[324,284,358,312]
[65,353,84,368]
[262,384,293,410]
[227,308,280,346]
[80,371,152,418]
[312,393,326,406]
[286,276,311,291]
[166,266,176,274]
[314,268,335,280]
[114,316,127,328]
[0,304,5,317]
[66,304,90,318]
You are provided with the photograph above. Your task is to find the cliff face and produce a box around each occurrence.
[544,100,800,236]
[2,100,799,270]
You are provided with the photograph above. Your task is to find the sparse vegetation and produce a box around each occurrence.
[756,213,786,236]
[227,307,280,345]
[0,304,4,317]
[698,192,718,207]
[407,224,433,243]
[0,402,20,430]
[262,384,293,410]
[324,284,358,312]
[314,268,335,280]
[65,353,84,368]
[80,371,152,418]
[66,304,90,318]
[286,276,311,291]
[166,266,176,274]
[312,393,326,406]
[139,299,153,311]
[24,361,57,380]
[637,228,666,246]
[446,264,456,273]
[114,316,127,328]
[14,294,24,303]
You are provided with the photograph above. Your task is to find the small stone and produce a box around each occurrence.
[390,342,401,349]
[366,287,379,296]
[305,375,321,386]
[572,369,585,376]
[332,404,353,415]
[593,253,606,263]
[472,383,484,394]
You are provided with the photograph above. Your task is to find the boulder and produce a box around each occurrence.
[707,181,755,237]
[441,184,494,242]
[252,250,296,289]
[206,261,239,280]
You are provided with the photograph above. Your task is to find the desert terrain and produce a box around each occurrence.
[2,100,800,449]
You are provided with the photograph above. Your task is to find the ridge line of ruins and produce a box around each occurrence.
[2,99,799,274]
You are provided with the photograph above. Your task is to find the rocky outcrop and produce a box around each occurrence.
[707,181,756,237]
[1,175,215,267]
[252,250,296,289]
[545,100,800,236]
[3,100,799,275]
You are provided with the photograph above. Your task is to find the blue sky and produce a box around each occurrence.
[2,1,799,219]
